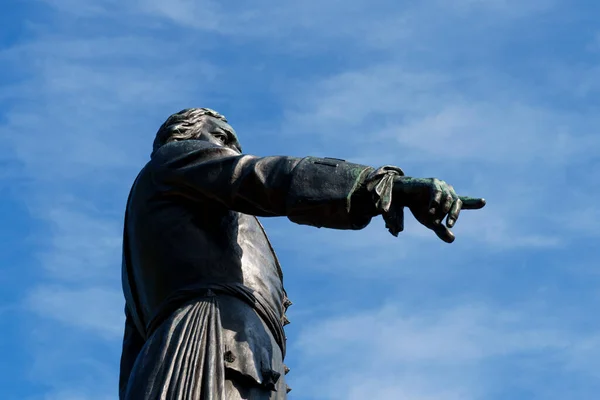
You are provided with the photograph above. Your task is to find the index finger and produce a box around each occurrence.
[459,196,486,210]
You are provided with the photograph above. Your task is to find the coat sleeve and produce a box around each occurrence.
[150,140,379,230]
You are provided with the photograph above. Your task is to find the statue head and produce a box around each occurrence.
[152,108,242,156]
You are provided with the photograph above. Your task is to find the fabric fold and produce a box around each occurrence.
[364,166,405,236]
[124,295,226,400]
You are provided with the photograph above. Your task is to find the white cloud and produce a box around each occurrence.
[445,0,556,17]
[291,300,593,400]
[135,0,224,30]
[3,0,599,399]
[297,304,566,362]
[27,285,123,339]
[282,63,599,165]
[42,390,114,400]
[34,206,122,281]
[33,0,559,54]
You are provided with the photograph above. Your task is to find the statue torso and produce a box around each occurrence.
[123,164,287,338]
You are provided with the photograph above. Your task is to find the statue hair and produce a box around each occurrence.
[152,108,227,154]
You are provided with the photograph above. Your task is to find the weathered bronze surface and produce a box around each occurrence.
[119,108,485,399]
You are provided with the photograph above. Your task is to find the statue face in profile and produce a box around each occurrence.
[194,116,242,154]
[152,108,242,156]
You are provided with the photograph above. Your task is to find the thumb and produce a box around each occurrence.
[433,223,455,243]
[384,205,404,237]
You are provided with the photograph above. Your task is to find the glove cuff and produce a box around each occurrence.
[364,166,404,212]
[363,166,405,236]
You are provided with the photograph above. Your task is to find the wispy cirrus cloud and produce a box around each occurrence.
[27,285,123,339]
[291,300,599,400]
[34,207,122,281]
[2,0,600,399]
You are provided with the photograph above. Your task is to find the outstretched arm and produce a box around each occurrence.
[150,140,384,230]
[150,140,485,241]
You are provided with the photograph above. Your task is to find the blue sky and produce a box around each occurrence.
[1,0,599,399]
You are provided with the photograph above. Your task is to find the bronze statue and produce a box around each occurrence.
[119,108,485,399]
